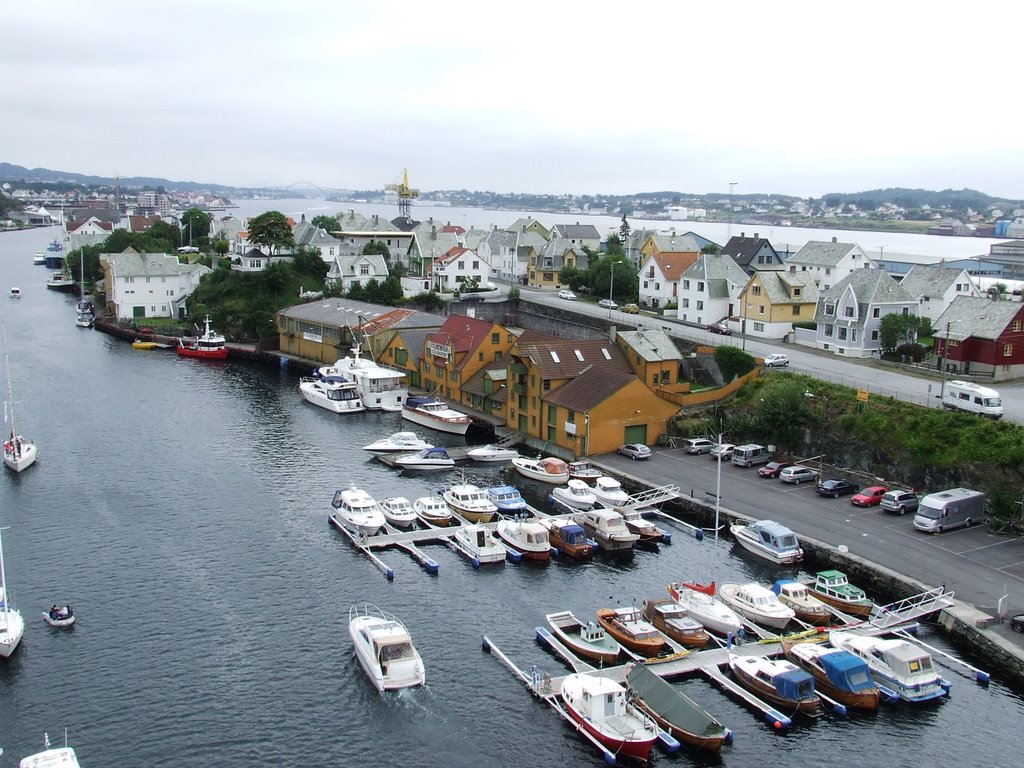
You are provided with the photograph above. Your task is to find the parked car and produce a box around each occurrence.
[779,465,817,484]
[1011,613,1024,632]
[709,443,736,461]
[851,485,888,507]
[763,353,790,368]
[621,303,640,314]
[460,293,484,302]
[816,479,859,498]
[598,298,618,309]
[617,443,652,460]
[707,321,732,335]
[880,489,920,516]
[682,438,715,455]
[558,289,577,300]
[758,460,793,478]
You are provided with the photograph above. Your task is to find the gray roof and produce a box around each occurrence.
[617,328,684,362]
[898,265,972,299]
[505,216,549,234]
[814,269,916,324]
[293,221,341,247]
[790,240,860,267]
[104,249,208,278]
[332,252,389,276]
[410,227,462,260]
[754,270,820,305]
[279,297,441,332]
[934,295,1024,341]
[536,238,588,269]
[648,232,702,253]
[550,222,601,240]
[393,327,436,367]
[682,253,746,298]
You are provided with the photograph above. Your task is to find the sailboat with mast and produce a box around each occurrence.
[75,249,94,328]
[3,329,37,473]
[0,526,26,658]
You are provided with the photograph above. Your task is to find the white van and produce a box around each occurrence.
[731,444,771,467]
[941,380,1003,419]
[913,487,986,533]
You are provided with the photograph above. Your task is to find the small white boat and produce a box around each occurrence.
[772,579,831,625]
[9,287,22,299]
[718,582,795,629]
[380,497,418,529]
[511,455,569,485]
[485,485,527,513]
[362,431,430,454]
[591,475,630,508]
[567,459,603,483]
[413,495,454,527]
[329,486,386,536]
[442,483,498,523]
[466,443,518,462]
[620,507,663,541]
[452,524,506,564]
[667,581,743,636]
[573,507,639,551]
[392,446,455,471]
[298,375,365,414]
[3,335,37,474]
[348,603,425,692]
[19,732,81,768]
[550,478,597,510]
[560,673,659,762]
[830,631,952,703]
[496,518,551,561]
[42,604,76,628]
[401,396,471,435]
[32,252,46,265]
[1,527,25,659]
[731,519,804,565]
[74,311,94,329]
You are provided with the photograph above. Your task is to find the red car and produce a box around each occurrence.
[851,485,888,507]
[757,461,793,479]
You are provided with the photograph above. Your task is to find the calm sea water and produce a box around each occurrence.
[1,226,1022,767]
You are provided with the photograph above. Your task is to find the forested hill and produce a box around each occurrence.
[819,187,1018,210]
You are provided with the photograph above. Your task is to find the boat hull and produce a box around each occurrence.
[730,659,824,716]
[783,646,880,711]
[3,440,37,473]
[348,609,425,691]
[401,406,470,435]
[596,609,666,658]
[546,613,620,665]
[300,389,365,414]
[561,684,656,761]
[732,528,803,565]
[177,346,228,360]
[329,512,382,537]
[809,591,874,618]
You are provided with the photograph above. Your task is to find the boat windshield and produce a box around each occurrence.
[377,641,415,662]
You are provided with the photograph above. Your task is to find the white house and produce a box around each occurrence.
[327,252,390,292]
[813,269,918,358]
[676,253,747,326]
[786,238,877,291]
[293,219,344,263]
[638,251,699,309]
[101,248,211,320]
[548,222,602,252]
[897,264,980,326]
[430,246,491,294]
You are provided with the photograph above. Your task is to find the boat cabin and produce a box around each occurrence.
[557,524,589,547]
[813,570,866,600]
[773,580,811,602]
[748,520,801,555]
[817,650,876,692]
[764,667,816,700]
[580,622,608,644]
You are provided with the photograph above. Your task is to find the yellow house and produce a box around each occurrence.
[528,239,584,290]
[418,314,516,403]
[615,328,685,390]
[738,270,820,340]
[639,230,705,261]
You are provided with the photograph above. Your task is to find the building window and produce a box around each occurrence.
[478,352,483,361]
[643,280,649,289]
[872,307,880,318]
[494,351,501,361]
[844,306,854,318]
[395,349,407,365]
[359,263,369,275]
[838,327,848,340]
[793,287,801,297]
[1004,344,1013,357]
[825,303,835,316]
[950,340,959,347]
[871,330,879,340]
[547,425,557,441]
[824,324,833,337]
[682,298,689,308]
[661,370,670,384]
[752,285,761,296]
[435,365,444,377]
[655,283,660,290]
[792,305,800,316]
[697,282,705,292]
[683,279,690,290]
[1013,320,1022,332]
[543,379,551,391]
[753,321,764,332]
[651,373,658,386]
[450,370,458,381]
[696,300,703,310]
[491,333,500,344]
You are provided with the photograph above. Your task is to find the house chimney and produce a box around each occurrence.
[832,236,838,243]
[740,232,745,239]
[754,232,759,239]
[431,225,437,240]
[609,324,617,343]
[373,214,378,224]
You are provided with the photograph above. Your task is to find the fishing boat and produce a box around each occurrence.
[830,631,951,703]
[485,485,527,513]
[362,431,429,454]
[771,579,831,625]
[452,524,506,564]
[539,518,593,559]
[379,497,418,529]
[595,605,668,658]
[566,459,602,483]
[465,443,518,462]
[807,570,875,618]
[496,518,551,561]
[412,495,453,527]
[442,483,498,523]
[392,446,455,471]
[783,640,882,710]
[298,375,364,414]
[560,673,660,761]
[44,269,76,292]
[19,732,81,768]
[666,581,743,636]
[591,475,630,508]
[319,345,408,412]
[0,527,25,659]
[730,519,804,565]
[545,610,621,665]
[401,395,471,435]
[729,655,824,716]
[42,604,76,628]
[329,485,386,536]
[573,507,639,551]
[625,662,731,752]
[177,315,228,360]
[718,582,795,629]
[620,507,663,542]
[3,331,37,473]
[510,455,569,485]
[549,478,597,510]
[641,598,710,649]
[348,603,425,691]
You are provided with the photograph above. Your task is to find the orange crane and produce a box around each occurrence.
[385,168,419,219]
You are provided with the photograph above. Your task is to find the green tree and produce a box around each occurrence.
[590,256,637,301]
[879,313,920,352]
[146,220,182,252]
[362,240,390,256]
[755,378,811,448]
[213,238,230,256]
[558,265,588,292]
[714,346,756,382]
[311,214,338,232]
[605,233,624,257]
[180,208,212,249]
[619,215,631,247]
[247,210,294,254]
[292,246,328,281]
[701,243,720,255]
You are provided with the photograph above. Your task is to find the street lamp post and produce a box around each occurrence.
[609,260,621,313]
[728,181,738,239]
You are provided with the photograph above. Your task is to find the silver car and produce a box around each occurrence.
[683,438,714,454]
[779,465,817,484]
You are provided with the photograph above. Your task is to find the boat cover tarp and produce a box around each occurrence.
[770,579,798,595]
[559,524,587,545]
[819,650,876,692]
[626,663,726,737]
[775,667,816,700]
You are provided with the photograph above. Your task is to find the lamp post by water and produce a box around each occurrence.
[728,181,738,239]
[609,260,621,313]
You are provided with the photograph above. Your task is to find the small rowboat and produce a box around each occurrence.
[545,610,621,665]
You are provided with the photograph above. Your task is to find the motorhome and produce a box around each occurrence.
[732,444,772,468]
[913,487,986,533]
[941,380,1003,419]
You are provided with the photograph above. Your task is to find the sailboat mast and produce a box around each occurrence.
[3,328,16,441]
[0,527,9,618]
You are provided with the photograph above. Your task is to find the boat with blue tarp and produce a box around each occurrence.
[784,639,882,710]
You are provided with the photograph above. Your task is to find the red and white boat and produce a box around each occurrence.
[177,315,228,360]
[560,673,659,761]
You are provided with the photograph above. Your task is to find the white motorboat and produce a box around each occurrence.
[666,581,743,636]
[9,287,22,299]
[573,507,639,551]
[0,527,25,659]
[591,475,630,508]
[329,486,386,536]
[442,483,498,523]
[620,507,663,541]
[392,446,455,471]
[830,631,952,703]
[42,604,76,628]
[3,331,37,473]
[496,518,551,561]
[348,603,425,691]
[567,459,603,483]
[362,431,429,454]
[19,732,81,768]
[718,582,795,630]
[32,252,46,265]
[510,455,569,485]
[485,485,526,513]
[466,443,518,462]
[45,269,76,292]
[412,495,454,527]
[550,478,597,510]
[298,375,365,414]
[730,520,804,565]
[401,396,471,435]
[452,524,506,564]
[320,345,408,411]
[772,579,831,625]
[560,673,659,762]
[380,497,418,529]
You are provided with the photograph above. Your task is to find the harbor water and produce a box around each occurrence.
[1,226,1023,767]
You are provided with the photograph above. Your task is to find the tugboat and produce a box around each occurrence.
[177,315,228,360]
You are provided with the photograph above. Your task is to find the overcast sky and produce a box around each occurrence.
[3,1,1021,199]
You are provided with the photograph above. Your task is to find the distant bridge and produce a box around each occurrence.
[266,181,354,197]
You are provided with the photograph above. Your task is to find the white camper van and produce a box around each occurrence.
[941,380,1002,418]
[913,487,986,533]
